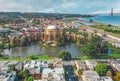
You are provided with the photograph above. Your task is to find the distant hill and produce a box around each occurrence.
[0,12,95,19]
[0,12,96,24]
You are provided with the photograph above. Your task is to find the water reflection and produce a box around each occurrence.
[3,43,81,58]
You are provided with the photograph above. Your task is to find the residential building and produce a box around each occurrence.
[115,42,120,48]
[82,70,100,81]
[24,60,41,75]
[110,59,120,72]
[15,61,23,71]
[85,60,98,71]
[42,68,65,81]
[0,71,16,81]
[0,61,18,71]
[75,60,87,71]
[100,76,113,81]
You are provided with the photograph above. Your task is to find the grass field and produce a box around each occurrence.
[75,53,120,60]
[34,54,54,60]
[0,54,54,61]
[64,17,78,21]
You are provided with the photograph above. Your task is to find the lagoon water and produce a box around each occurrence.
[3,43,81,58]
[83,15,120,25]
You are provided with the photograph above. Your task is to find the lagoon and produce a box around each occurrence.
[2,43,81,58]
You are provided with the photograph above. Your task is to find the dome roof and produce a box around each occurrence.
[47,25,57,30]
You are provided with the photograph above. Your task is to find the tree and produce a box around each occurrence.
[27,54,34,59]
[101,41,109,54]
[73,64,77,70]
[76,37,86,46]
[39,39,44,46]
[89,19,93,22]
[45,43,50,48]
[90,35,101,43]
[114,76,120,81]
[0,43,4,50]
[24,77,28,81]
[82,32,88,38]
[28,76,34,81]
[62,28,78,43]
[77,69,82,77]
[17,70,23,78]
[95,63,107,76]
[58,50,72,60]
[62,29,68,43]
[80,43,95,56]
[114,72,120,81]
[80,35,108,57]
[23,70,29,78]
[9,64,15,71]
[48,63,54,69]
[108,24,112,27]
[55,38,62,46]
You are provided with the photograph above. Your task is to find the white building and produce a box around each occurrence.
[0,61,9,71]
[82,70,100,81]
[75,60,87,71]
[100,76,113,81]
[24,60,41,75]
[40,60,51,68]
[0,61,18,71]
[24,60,54,75]
[110,59,120,72]
[42,68,65,81]
[115,42,120,48]
[85,60,98,71]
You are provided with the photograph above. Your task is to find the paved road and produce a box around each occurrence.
[63,61,73,66]
[84,25,120,43]
[64,65,79,81]
[63,61,83,81]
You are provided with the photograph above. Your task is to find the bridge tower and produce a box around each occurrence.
[111,8,113,16]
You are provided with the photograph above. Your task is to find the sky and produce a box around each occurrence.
[0,0,120,14]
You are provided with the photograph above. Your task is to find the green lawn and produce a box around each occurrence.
[35,54,54,60]
[64,17,78,21]
[91,25,120,37]
[73,56,94,60]
[80,56,92,60]
[1,53,120,61]
[0,57,24,61]
[76,53,120,60]
[0,54,54,61]
[109,54,120,58]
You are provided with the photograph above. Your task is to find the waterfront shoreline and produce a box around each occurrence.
[79,18,120,37]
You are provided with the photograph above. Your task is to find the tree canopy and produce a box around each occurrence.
[114,72,120,81]
[23,70,29,78]
[55,38,62,46]
[27,54,34,60]
[80,35,109,57]
[8,64,15,71]
[95,63,107,76]
[58,50,72,60]
[27,76,34,81]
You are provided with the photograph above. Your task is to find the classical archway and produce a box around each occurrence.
[50,35,54,41]
[44,25,60,43]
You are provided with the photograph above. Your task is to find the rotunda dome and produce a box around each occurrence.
[47,25,57,30]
